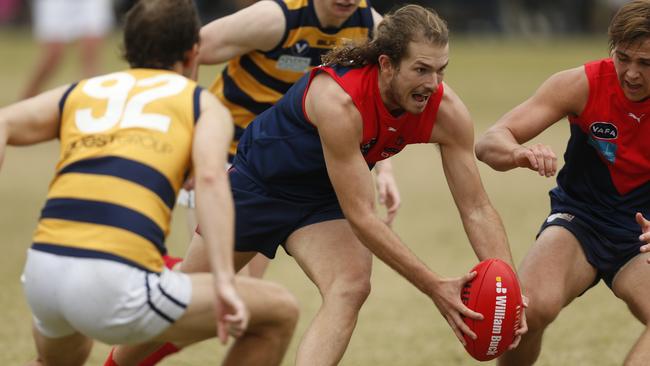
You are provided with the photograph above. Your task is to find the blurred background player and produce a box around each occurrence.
[0,0,298,365]
[475,1,650,365]
[116,4,526,366]
[176,0,401,278]
[20,0,114,99]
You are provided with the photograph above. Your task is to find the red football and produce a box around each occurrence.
[461,258,522,361]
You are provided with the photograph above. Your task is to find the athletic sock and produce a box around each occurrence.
[104,348,119,366]
[162,254,183,270]
[138,343,181,366]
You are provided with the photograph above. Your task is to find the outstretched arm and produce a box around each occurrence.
[0,85,67,169]
[198,1,286,65]
[433,83,529,344]
[192,90,247,343]
[475,67,588,177]
[433,84,514,265]
[306,73,482,345]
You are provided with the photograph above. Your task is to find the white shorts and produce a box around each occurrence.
[33,0,114,42]
[177,188,196,208]
[21,249,192,344]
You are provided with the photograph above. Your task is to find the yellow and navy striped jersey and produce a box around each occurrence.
[209,0,374,157]
[32,69,201,273]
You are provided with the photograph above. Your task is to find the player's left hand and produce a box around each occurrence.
[375,163,401,226]
[509,294,529,350]
[635,212,650,263]
[214,278,249,344]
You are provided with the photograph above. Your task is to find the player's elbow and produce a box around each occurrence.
[194,168,226,189]
[345,206,377,236]
[475,135,509,171]
[474,137,497,168]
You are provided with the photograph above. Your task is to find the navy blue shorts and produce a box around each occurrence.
[230,168,345,259]
[538,212,643,288]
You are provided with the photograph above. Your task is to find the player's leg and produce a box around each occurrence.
[239,254,271,278]
[29,327,93,366]
[179,232,257,273]
[498,225,597,366]
[79,36,103,78]
[612,251,650,366]
[21,41,66,99]
[285,219,372,366]
[111,273,298,366]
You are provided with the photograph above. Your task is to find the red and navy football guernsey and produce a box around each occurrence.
[233,63,443,202]
[551,58,650,239]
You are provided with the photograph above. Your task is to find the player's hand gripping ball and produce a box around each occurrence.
[461,259,522,361]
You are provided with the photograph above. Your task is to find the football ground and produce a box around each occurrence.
[0,29,642,365]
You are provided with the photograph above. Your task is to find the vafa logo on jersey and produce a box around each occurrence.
[589,121,618,140]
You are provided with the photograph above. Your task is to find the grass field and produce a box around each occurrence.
[0,28,642,365]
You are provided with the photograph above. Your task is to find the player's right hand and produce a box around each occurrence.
[513,143,557,177]
[214,278,249,344]
[635,213,650,264]
[430,271,483,346]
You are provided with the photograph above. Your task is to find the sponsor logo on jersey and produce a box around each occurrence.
[589,122,618,140]
[360,137,377,155]
[587,136,617,163]
[277,55,311,72]
[64,132,173,159]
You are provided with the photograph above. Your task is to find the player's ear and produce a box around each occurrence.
[378,54,396,77]
[182,44,200,78]
[183,44,200,68]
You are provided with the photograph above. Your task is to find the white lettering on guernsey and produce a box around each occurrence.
[486,277,508,356]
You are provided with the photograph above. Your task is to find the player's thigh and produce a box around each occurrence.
[180,233,256,273]
[234,276,298,328]
[520,226,597,316]
[612,252,650,323]
[154,273,297,343]
[285,219,372,292]
[152,273,216,343]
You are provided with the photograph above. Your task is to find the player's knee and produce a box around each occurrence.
[276,289,300,328]
[325,277,371,310]
[264,284,300,329]
[525,296,562,330]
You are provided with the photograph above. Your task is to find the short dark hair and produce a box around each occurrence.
[123,0,200,69]
[322,4,448,68]
[608,0,650,52]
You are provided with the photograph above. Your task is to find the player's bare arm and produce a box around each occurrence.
[0,85,67,169]
[432,83,515,267]
[434,83,529,345]
[306,73,483,344]
[198,0,286,65]
[192,91,247,343]
[475,67,588,176]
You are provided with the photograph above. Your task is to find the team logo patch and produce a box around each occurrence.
[587,136,617,163]
[360,137,377,155]
[292,40,310,56]
[546,212,575,223]
[589,122,618,140]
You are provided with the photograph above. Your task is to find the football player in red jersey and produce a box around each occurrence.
[115,4,526,366]
[476,1,650,364]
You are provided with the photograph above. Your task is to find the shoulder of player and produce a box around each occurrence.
[536,66,588,114]
[434,83,473,133]
[198,90,232,126]
[306,72,361,130]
